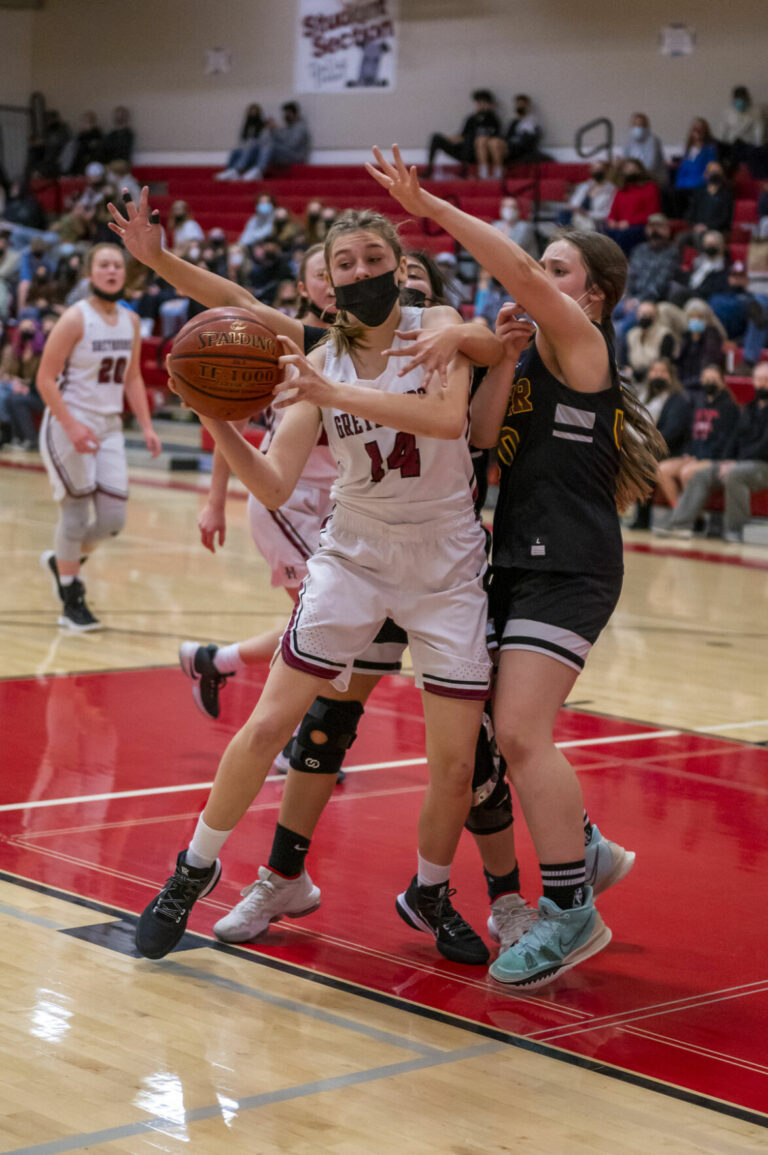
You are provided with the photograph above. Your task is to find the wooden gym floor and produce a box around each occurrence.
[0,453,767,1154]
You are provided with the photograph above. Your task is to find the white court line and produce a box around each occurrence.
[697,718,768,732]
[0,728,686,813]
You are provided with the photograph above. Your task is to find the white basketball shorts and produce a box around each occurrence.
[247,479,333,590]
[40,407,128,503]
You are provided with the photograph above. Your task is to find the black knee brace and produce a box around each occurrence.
[465,773,513,836]
[472,710,503,805]
[290,696,364,775]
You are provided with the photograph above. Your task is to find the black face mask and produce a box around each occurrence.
[702,385,720,400]
[637,316,654,329]
[647,376,669,395]
[305,299,335,324]
[592,171,607,183]
[401,286,428,308]
[754,387,768,402]
[90,282,123,302]
[703,246,721,258]
[333,269,400,327]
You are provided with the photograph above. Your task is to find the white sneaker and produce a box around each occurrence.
[215,167,238,180]
[213,865,321,943]
[487,892,537,952]
[478,163,489,179]
[242,165,263,180]
[653,525,693,539]
[585,824,635,896]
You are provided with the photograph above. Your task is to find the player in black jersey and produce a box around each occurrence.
[370,146,664,989]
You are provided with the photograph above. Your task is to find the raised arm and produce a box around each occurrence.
[107,187,306,344]
[367,146,608,392]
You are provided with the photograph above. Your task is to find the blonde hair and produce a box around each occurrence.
[323,209,402,353]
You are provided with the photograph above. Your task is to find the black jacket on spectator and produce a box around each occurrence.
[658,393,693,457]
[685,185,734,234]
[685,391,741,459]
[103,127,134,165]
[462,109,501,145]
[675,325,724,390]
[725,400,768,462]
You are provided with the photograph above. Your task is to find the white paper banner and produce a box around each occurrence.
[296,0,398,93]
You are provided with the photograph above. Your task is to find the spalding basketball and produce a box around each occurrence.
[169,308,280,420]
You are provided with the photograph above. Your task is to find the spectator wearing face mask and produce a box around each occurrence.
[270,206,298,251]
[683,162,734,242]
[560,160,616,231]
[613,214,680,358]
[303,200,327,246]
[0,318,44,449]
[720,86,766,150]
[68,112,104,176]
[605,160,662,254]
[658,363,768,541]
[675,300,726,391]
[246,242,293,306]
[103,107,135,166]
[240,101,311,181]
[625,301,677,386]
[478,94,541,178]
[238,195,276,248]
[654,363,739,523]
[621,112,667,185]
[628,358,692,528]
[275,278,300,317]
[669,231,730,308]
[169,201,204,254]
[669,118,718,216]
[491,196,537,256]
[204,229,229,277]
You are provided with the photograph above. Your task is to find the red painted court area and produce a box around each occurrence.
[1,666,767,1119]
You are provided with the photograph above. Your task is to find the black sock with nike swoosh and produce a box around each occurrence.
[540,860,587,910]
[268,823,311,878]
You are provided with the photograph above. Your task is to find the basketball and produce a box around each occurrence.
[168,307,281,420]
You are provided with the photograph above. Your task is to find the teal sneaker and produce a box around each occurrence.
[586,824,635,896]
[489,886,611,989]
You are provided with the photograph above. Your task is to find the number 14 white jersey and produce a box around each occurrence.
[59,299,135,418]
[322,307,477,527]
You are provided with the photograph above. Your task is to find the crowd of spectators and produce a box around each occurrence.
[2,86,768,534]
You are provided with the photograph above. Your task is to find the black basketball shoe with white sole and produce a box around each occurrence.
[135,850,222,959]
[396,876,490,965]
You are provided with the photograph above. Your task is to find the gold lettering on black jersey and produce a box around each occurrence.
[497,426,520,466]
[507,377,533,415]
[613,408,625,449]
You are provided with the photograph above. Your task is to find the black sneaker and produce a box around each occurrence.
[136,850,222,959]
[59,578,101,631]
[396,876,490,965]
[179,642,232,719]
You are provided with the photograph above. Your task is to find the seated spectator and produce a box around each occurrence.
[675,299,726,390]
[625,300,677,386]
[0,317,43,449]
[739,229,768,369]
[719,85,766,174]
[682,161,734,243]
[658,362,768,541]
[559,159,616,231]
[25,109,70,180]
[75,163,112,212]
[621,112,667,185]
[3,179,47,233]
[303,200,327,247]
[52,200,95,247]
[613,214,680,358]
[669,118,717,216]
[708,259,753,339]
[169,201,204,253]
[478,94,541,178]
[238,194,276,248]
[102,106,134,165]
[473,268,514,327]
[491,196,537,256]
[270,206,298,251]
[241,101,311,180]
[215,104,269,180]
[246,241,293,305]
[16,237,56,314]
[605,159,662,254]
[669,230,730,306]
[629,357,692,528]
[654,363,739,520]
[106,159,141,207]
[205,228,229,277]
[425,89,500,179]
[68,112,104,175]
[0,228,20,322]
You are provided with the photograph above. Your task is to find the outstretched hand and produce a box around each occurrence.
[383,326,460,389]
[107,186,163,265]
[273,335,337,409]
[366,145,434,218]
[495,302,537,362]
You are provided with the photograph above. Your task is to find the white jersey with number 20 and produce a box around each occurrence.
[59,299,135,418]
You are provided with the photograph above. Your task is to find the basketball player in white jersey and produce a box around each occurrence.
[130,206,496,964]
[37,243,162,630]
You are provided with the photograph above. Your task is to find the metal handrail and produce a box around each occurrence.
[575,116,613,161]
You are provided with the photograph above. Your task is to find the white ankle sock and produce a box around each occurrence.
[59,575,75,586]
[417,854,451,888]
[213,644,246,674]
[186,816,233,868]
